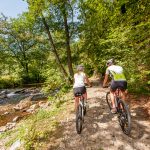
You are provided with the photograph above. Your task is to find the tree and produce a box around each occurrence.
[0,14,49,83]
[27,0,75,83]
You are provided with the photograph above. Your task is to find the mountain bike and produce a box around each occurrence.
[75,92,86,134]
[106,88,131,135]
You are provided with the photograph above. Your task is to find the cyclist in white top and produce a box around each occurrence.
[73,65,92,111]
[103,59,127,113]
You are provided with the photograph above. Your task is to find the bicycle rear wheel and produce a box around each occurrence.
[84,106,86,116]
[76,105,83,134]
[118,100,131,135]
[106,92,112,112]
[81,99,86,116]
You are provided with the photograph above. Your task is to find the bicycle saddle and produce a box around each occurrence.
[75,93,83,96]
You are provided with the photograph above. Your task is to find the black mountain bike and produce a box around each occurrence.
[76,93,86,134]
[106,88,131,135]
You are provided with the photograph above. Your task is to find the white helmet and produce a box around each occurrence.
[77,65,84,71]
[106,58,114,66]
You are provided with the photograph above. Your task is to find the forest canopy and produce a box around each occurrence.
[0,0,149,93]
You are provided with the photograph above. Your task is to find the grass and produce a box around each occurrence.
[0,130,15,139]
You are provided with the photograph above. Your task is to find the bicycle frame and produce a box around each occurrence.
[112,88,125,114]
[76,94,84,107]
[114,88,122,98]
[114,88,122,107]
[75,93,85,117]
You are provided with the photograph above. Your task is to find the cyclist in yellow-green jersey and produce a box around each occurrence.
[103,59,127,113]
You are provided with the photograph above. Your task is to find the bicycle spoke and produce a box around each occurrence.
[76,105,83,134]
[118,100,131,135]
[106,92,112,112]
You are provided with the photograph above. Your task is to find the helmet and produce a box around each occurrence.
[77,65,84,71]
[106,58,114,66]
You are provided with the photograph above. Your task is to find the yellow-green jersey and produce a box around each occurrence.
[106,65,126,81]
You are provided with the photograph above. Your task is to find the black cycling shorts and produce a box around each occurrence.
[111,80,127,92]
[73,86,86,97]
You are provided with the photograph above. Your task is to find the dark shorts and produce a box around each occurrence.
[111,80,127,92]
[73,86,86,97]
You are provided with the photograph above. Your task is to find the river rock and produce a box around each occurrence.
[0,90,7,99]
[38,101,45,106]
[0,99,5,104]
[7,92,20,98]
[39,101,51,109]
[3,112,9,115]
[26,107,38,113]
[10,140,21,150]
[13,116,21,122]
[14,97,32,111]
[6,122,16,130]
[14,89,25,94]
[30,104,39,110]
[31,93,47,101]
[0,126,7,132]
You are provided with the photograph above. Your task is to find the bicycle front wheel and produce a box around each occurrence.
[76,105,83,134]
[118,100,131,135]
[106,92,112,112]
[84,106,86,116]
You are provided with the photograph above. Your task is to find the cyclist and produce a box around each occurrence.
[73,65,92,111]
[103,59,127,113]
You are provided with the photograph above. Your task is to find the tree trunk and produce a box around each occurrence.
[22,50,29,75]
[42,16,72,83]
[62,5,74,78]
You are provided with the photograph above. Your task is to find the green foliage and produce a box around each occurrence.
[0,0,149,94]
[0,75,21,88]
[41,68,64,93]
[0,130,14,140]
[77,0,150,93]
[47,83,72,109]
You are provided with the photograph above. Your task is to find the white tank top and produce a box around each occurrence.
[73,72,86,88]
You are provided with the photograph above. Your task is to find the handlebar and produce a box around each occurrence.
[102,85,109,88]
[86,85,92,88]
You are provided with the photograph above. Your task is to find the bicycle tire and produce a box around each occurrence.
[76,105,83,134]
[106,92,112,112]
[84,106,86,116]
[118,99,131,135]
[82,99,86,116]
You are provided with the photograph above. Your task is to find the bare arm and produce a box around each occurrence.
[85,75,92,87]
[103,74,108,87]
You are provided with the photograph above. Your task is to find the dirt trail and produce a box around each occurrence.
[48,79,150,150]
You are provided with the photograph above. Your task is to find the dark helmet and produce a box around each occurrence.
[77,64,84,71]
[106,58,114,66]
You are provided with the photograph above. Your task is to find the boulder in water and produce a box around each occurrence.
[30,93,47,101]
[13,97,32,111]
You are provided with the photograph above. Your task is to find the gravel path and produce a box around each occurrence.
[48,80,150,150]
